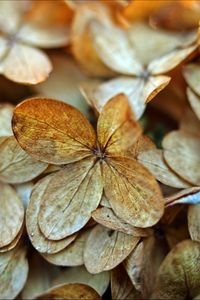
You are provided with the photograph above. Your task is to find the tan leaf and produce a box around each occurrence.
[12,98,96,164]
[127,135,156,159]
[124,236,167,298]
[0,104,13,136]
[183,63,200,96]
[111,264,142,300]
[103,156,164,228]
[0,183,24,248]
[188,204,200,242]
[187,88,200,120]
[151,240,200,299]
[26,175,77,254]
[138,149,191,188]
[92,207,151,236]
[35,283,100,300]
[0,245,28,299]
[38,157,103,240]
[100,194,111,208]
[0,136,47,184]
[97,93,142,154]
[84,224,140,273]
[42,230,90,267]
[1,43,52,85]
[53,265,110,296]
[163,130,200,185]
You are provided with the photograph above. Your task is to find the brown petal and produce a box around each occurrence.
[188,204,200,242]
[35,283,100,300]
[187,87,200,120]
[90,20,143,75]
[163,130,200,185]
[144,75,170,103]
[0,183,24,247]
[183,63,200,96]
[103,156,164,228]
[0,245,28,299]
[0,136,48,184]
[84,224,140,273]
[148,45,197,75]
[38,158,103,240]
[97,93,142,154]
[0,104,13,136]
[0,225,23,253]
[2,43,52,84]
[42,230,90,266]
[152,240,200,299]
[12,98,96,164]
[127,135,156,159]
[92,207,151,236]
[124,236,167,298]
[138,149,191,188]
[53,265,110,296]
[26,175,77,254]
[111,264,142,300]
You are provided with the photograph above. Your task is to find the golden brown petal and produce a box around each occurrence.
[12,98,96,164]
[35,283,100,300]
[103,156,164,228]
[97,93,142,154]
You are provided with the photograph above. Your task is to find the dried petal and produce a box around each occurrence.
[138,149,191,188]
[43,230,90,266]
[103,156,164,228]
[97,93,142,154]
[1,43,52,84]
[0,136,47,184]
[35,283,100,300]
[92,207,151,236]
[26,175,77,254]
[163,130,200,185]
[111,264,142,300]
[183,63,200,96]
[166,187,200,206]
[90,20,143,75]
[0,104,13,136]
[152,240,200,299]
[38,157,103,239]
[188,204,200,242]
[147,45,196,75]
[187,88,200,120]
[124,236,167,298]
[0,245,28,299]
[12,98,96,164]
[0,183,24,248]
[84,224,140,273]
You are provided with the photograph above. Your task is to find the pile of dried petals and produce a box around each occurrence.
[0,0,200,299]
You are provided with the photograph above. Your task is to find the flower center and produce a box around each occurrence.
[93,148,106,161]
